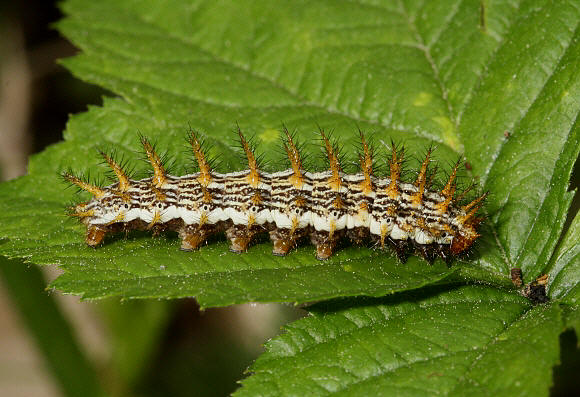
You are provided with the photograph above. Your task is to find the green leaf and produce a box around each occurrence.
[547,209,580,304]
[0,191,455,305]
[458,0,580,281]
[0,0,578,304]
[235,285,563,397]
[561,304,580,341]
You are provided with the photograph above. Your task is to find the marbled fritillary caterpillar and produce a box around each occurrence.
[63,128,486,263]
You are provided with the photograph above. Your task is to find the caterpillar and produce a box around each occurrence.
[63,128,486,263]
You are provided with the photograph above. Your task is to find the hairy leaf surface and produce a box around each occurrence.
[0,0,578,305]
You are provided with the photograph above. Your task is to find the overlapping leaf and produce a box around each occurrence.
[0,0,578,305]
[548,210,580,304]
[236,285,563,396]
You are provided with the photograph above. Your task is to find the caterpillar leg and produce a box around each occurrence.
[86,225,107,247]
[347,227,370,246]
[269,228,308,256]
[436,244,453,265]
[387,237,409,263]
[414,241,437,265]
[311,230,344,260]
[179,224,218,251]
[226,224,262,253]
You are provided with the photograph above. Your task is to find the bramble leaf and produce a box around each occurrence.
[236,285,564,397]
[548,210,580,304]
[0,0,578,306]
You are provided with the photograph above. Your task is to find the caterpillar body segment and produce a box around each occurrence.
[65,129,486,263]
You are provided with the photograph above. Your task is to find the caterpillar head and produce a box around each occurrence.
[449,192,487,255]
[450,218,482,255]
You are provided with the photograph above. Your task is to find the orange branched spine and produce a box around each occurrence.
[459,192,489,225]
[435,159,459,214]
[69,208,95,218]
[462,191,488,213]
[66,128,487,263]
[238,126,260,188]
[99,151,131,192]
[63,173,105,198]
[189,131,212,186]
[411,148,432,207]
[319,129,342,191]
[386,142,403,199]
[140,136,166,188]
[358,130,373,195]
[283,127,304,188]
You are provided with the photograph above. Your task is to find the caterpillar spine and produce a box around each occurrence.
[63,127,486,263]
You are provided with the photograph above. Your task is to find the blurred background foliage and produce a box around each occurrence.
[0,1,578,396]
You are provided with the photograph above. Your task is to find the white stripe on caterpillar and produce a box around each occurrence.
[63,128,487,263]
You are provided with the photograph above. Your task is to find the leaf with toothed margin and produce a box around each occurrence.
[0,0,578,306]
[235,285,565,397]
[546,210,580,304]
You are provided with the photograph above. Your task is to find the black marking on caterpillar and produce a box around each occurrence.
[63,127,487,263]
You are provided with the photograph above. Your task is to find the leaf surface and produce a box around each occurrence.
[547,210,580,304]
[236,285,563,397]
[0,0,578,304]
